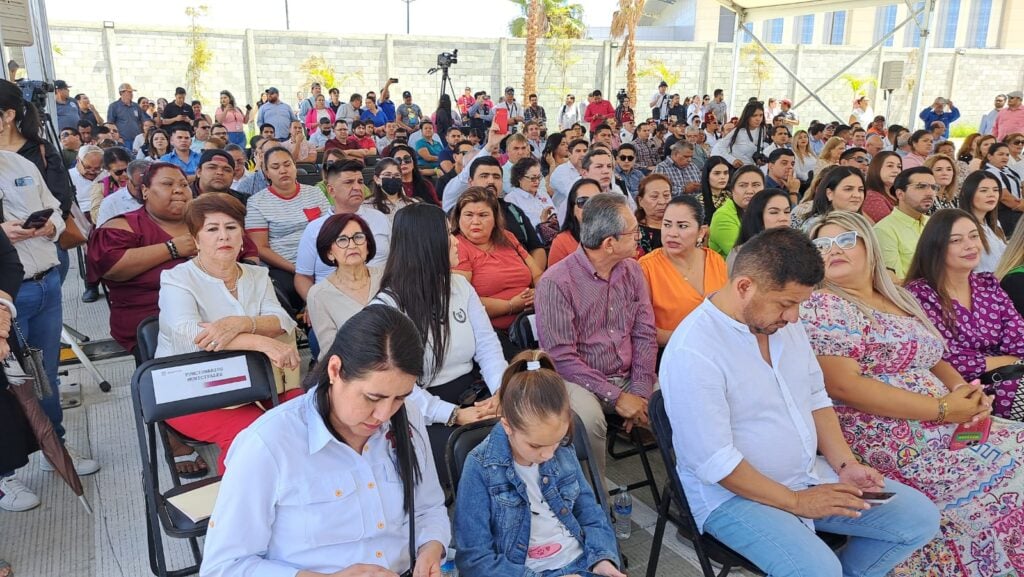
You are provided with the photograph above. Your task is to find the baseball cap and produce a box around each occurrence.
[402,90,412,98]
[54,80,71,90]
[266,87,279,94]
[659,81,668,88]
[1009,91,1024,99]
[505,86,515,94]
[199,149,235,169]
[780,98,791,106]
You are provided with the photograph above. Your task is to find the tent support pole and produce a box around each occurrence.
[730,14,744,112]
[907,0,935,130]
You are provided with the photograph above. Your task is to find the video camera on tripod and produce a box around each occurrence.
[428,49,458,75]
[18,79,53,112]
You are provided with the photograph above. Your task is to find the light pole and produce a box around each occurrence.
[284,0,291,30]
[401,0,414,34]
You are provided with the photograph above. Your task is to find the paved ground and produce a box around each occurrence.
[0,256,750,577]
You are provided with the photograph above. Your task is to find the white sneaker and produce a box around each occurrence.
[40,446,100,476]
[0,476,40,512]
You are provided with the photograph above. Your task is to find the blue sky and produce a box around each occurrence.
[45,0,619,38]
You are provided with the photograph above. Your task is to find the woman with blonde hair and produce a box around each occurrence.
[801,209,1024,576]
[814,136,845,172]
[791,129,816,182]
[924,153,960,211]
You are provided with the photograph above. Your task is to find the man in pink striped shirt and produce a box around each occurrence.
[535,193,658,476]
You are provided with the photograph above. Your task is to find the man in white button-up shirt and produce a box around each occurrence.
[661,227,938,576]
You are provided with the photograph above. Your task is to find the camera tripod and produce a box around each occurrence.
[428,65,457,102]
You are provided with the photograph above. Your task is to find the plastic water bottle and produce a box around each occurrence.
[441,548,458,577]
[614,491,633,539]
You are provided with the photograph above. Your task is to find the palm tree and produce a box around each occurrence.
[508,0,586,40]
[523,0,541,98]
[610,0,646,108]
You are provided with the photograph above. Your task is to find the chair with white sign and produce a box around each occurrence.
[131,350,280,577]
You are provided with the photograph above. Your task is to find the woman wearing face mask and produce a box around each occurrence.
[708,165,765,257]
[985,142,1023,237]
[639,195,727,349]
[699,156,734,223]
[364,158,418,224]
[635,174,672,255]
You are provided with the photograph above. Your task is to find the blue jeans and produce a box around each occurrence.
[56,244,69,284]
[703,479,939,577]
[227,132,248,148]
[15,268,64,440]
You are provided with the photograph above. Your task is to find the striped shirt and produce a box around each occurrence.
[652,157,702,197]
[632,138,660,170]
[535,247,658,404]
[244,183,331,262]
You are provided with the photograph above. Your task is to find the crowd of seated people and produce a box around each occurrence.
[9,71,1024,577]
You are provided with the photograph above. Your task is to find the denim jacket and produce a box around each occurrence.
[454,425,620,577]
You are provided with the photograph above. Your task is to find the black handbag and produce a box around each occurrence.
[978,364,1024,421]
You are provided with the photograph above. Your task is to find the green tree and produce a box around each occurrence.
[741,42,772,99]
[637,59,679,91]
[841,73,877,100]
[508,0,586,39]
[184,5,211,102]
[610,0,646,108]
[300,56,338,93]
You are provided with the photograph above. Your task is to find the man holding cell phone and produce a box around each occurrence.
[661,228,938,577]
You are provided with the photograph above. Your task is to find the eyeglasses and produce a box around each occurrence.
[522,175,542,182]
[617,227,642,241]
[574,196,591,208]
[618,155,635,161]
[1013,140,1024,146]
[910,183,941,192]
[110,168,127,176]
[394,156,415,165]
[334,233,368,248]
[812,230,858,253]
[851,156,869,164]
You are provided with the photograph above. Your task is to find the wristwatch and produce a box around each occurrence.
[446,407,459,428]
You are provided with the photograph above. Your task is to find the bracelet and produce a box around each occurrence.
[936,399,949,423]
[508,300,514,316]
[165,239,179,259]
[445,407,459,428]
[250,316,257,334]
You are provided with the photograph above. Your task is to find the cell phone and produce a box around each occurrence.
[950,417,992,450]
[390,77,399,83]
[494,108,509,134]
[860,491,897,505]
[21,208,54,229]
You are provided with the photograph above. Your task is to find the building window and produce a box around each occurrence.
[719,6,736,43]
[824,11,847,45]
[874,5,897,47]
[939,0,961,48]
[969,0,992,47]
[795,14,815,44]
[764,18,783,44]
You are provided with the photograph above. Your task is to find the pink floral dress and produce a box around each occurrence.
[801,292,1024,577]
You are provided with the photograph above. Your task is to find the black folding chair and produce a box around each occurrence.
[296,173,322,186]
[131,350,281,577]
[646,391,845,577]
[508,310,539,350]
[606,413,660,506]
[295,163,320,176]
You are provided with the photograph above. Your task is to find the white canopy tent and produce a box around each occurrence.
[717,0,937,129]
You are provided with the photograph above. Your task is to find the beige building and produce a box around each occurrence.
[593,0,1024,49]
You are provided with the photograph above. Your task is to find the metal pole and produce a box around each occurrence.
[907,0,936,130]
[791,7,923,109]
[284,0,290,30]
[402,0,414,34]
[743,23,844,122]
[729,14,743,114]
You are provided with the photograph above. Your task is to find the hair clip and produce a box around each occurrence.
[526,360,541,371]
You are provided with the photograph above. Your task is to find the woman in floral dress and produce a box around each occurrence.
[800,210,1024,576]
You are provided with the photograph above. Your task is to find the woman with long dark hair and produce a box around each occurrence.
[375,203,506,483]
[541,132,568,177]
[862,151,903,223]
[699,155,734,224]
[985,142,1023,236]
[215,90,251,149]
[708,165,765,257]
[391,144,439,205]
[432,93,457,138]
[548,178,601,267]
[364,157,418,223]
[200,305,450,577]
[799,166,866,232]
[960,170,1007,273]
[710,100,766,167]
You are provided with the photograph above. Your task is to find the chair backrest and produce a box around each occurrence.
[296,173,322,186]
[508,310,539,350]
[446,418,498,491]
[132,350,280,425]
[136,315,160,366]
[648,390,701,524]
[296,163,320,176]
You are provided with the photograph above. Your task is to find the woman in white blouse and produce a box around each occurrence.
[504,156,555,228]
[711,101,766,167]
[374,203,507,485]
[156,193,301,473]
[306,213,383,360]
[199,305,450,577]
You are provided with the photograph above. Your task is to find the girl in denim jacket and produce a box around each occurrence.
[454,351,624,577]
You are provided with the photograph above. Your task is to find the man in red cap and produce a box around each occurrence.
[777,98,799,128]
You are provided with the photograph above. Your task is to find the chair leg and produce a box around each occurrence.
[635,435,661,507]
[645,486,673,577]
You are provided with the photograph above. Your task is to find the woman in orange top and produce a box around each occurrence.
[639,195,728,348]
[451,187,543,357]
[548,179,602,267]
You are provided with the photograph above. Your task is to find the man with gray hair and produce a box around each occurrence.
[96,159,151,226]
[864,133,884,159]
[68,145,104,214]
[535,192,658,477]
[653,141,701,196]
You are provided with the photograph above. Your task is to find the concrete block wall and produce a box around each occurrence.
[47,20,1024,132]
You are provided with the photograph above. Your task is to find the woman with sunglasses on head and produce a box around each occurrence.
[904,208,1024,421]
[800,210,1024,577]
[708,165,765,258]
[375,203,507,486]
[454,351,623,577]
[548,179,601,267]
[363,157,418,224]
[960,170,1007,273]
[391,144,439,205]
[306,213,383,360]
[199,305,451,577]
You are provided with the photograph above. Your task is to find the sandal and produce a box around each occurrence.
[173,451,209,480]
[0,559,13,577]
